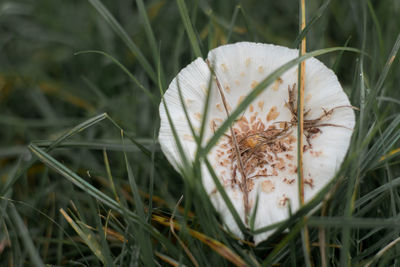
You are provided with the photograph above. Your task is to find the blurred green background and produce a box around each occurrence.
[1,0,399,147]
[1,0,400,266]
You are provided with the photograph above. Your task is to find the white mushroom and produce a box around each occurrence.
[158,42,355,244]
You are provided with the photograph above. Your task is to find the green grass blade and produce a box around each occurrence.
[135,0,159,62]
[91,201,115,266]
[105,115,153,158]
[362,115,400,171]
[176,0,202,58]
[204,158,248,234]
[135,0,165,87]
[261,218,306,266]
[147,130,157,222]
[292,0,331,48]
[29,144,122,212]
[355,176,400,209]
[33,139,155,153]
[332,36,352,72]
[308,217,400,228]
[374,32,400,99]
[122,133,154,267]
[8,203,45,267]
[7,113,108,194]
[88,0,156,81]
[367,0,384,58]
[103,149,120,203]
[226,5,241,43]
[46,113,109,151]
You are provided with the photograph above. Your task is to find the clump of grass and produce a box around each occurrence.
[0,0,400,266]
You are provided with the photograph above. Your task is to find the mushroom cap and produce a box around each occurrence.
[159,42,355,244]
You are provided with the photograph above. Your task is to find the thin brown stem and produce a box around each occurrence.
[299,0,312,266]
[206,60,250,224]
[298,0,306,207]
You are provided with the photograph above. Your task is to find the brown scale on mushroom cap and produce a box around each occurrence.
[214,106,295,193]
[279,83,357,147]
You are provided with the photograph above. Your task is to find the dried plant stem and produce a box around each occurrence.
[206,60,250,224]
[298,0,306,209]
[365,236,400,267]
[298,0,312,266]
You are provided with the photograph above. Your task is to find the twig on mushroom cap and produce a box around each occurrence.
[277,84,357,147]
[206,59,251,224]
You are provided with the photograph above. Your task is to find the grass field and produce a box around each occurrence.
[1,0,400,266]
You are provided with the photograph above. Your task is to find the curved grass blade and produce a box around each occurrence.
[2,113,109,195]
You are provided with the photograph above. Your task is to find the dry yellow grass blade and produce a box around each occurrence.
[152,214,247,267]
[298,0,312,265]
[380,147,400,161]
[155,251,185,267]
[60,208,105,264]
[96,210,246,267]
[298,0,306,209]
[103,226,125,243]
